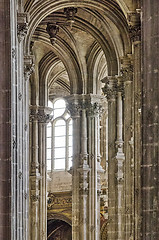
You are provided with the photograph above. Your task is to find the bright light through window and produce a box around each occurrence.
[46,98,72,171]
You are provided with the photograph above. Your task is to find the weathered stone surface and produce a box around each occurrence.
[0,0,11,239]
[141,1,159,239]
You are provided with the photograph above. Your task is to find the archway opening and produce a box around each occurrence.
[47,219,72,240]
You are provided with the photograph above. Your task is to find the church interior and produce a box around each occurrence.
[0,0,159,239]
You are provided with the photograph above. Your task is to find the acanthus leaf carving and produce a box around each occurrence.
[29,106,53,123]
[101,76,118,101]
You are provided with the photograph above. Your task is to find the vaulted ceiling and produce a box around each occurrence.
[24,0,138,103]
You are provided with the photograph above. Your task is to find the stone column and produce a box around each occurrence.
[115,77,125,240]
[128,11,141,239]
[38,107,52,240]
[87,98,104,240]
[0,0,11,239]
[120,59,134,240]
[66,94,104,240]
[11,3,33,239]
[102,77,118,240]
[29,106,41,240]
[66,95,81,240]
[141,1,159,239]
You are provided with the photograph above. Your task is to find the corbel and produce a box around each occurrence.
[17,12,29,42]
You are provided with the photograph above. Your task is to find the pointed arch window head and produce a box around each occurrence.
[47,98,72,171]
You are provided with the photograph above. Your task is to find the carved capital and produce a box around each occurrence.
[24,55,35,81]
[86,101,104,117]
[101,76,117,101]
[129,25,141,42]
[127,11,141,42]
[29,105,53,123]
[17,12,29,42]
[66,102,81,117]
[120,64,133,83]
[37,107,53,123]
[66,94,104,117]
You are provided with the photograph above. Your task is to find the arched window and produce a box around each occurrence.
[47,98,72,171]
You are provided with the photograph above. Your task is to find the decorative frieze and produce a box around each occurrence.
[17,12,29,42]
[47,192,72,210]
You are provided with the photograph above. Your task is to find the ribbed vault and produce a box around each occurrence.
[26,0,132,100]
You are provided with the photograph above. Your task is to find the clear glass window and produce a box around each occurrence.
[46,98,73,171]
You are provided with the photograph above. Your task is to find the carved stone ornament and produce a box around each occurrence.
[47,192,72,210]
[64,7,78,28]
[30,194,40,202]
[101,77,117,100]
[66,102,81,117]
[46,23,59,45]
[17,12,29,42]
[129,25,141,42]
[24,55,35,81]
[120,64,133,82]
[86,101,104,117]
[78,166,90,195]
[29,106,53,123]
[127,11,141,42]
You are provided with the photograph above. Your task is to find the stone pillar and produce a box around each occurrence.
[141,1,159,239]
[10,2,33,239]
[29,106,41,240]
[0,0,11,239]
[67,96,81,240]
[66,94,104,240]
[29,105,52,240]
[128,11,141,239]
[115,77,125,240]
[120,59,134,240]
[38,107,52,240]
[102,77,118,240]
